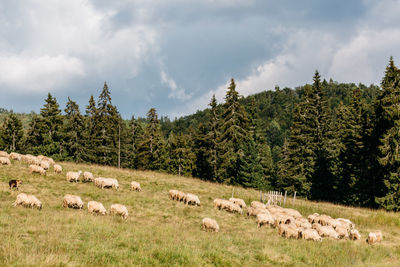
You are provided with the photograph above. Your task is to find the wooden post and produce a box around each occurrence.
[260,190,262,202]
[118,122,121,168]
[292,191,297,205]
[283,191,287,206]
[231,188,234,198]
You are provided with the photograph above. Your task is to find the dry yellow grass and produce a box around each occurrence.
[0,160,400,266]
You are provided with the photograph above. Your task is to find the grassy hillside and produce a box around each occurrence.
[0,161,399,266]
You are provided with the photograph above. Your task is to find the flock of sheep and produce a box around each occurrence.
[1,151,383,245]
[0,151,139,220]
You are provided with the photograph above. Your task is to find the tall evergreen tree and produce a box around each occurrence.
[82,95,97,163]
[218,79,249,184]
[64,97,85,162]
[25,114,46,154]
[40,93,63,157]
[167,133,196,176]
[0,113,24,152]
[206,95,220,181]
[92,82,120,166]
[193,123,213,180]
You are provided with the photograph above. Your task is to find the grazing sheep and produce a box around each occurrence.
[98,178,119,189]
[335,226,349,239]
[0,151,9,158]
[169,190,179,200]
[256,212,275,228]
[247,206,269,217]
[63,194,84,209]
[40,160,50,170]
[0,156,11,165]
[13,193,42,210]
[213,199,225,209]
[229,198,246,208]
[350,229,361,240]
[366,231,382,245]
[278,224,299,239]
[29,164,46,175]
[9,179,22,190]
[110,204,129,219]
[54,164,62,173]
[202,218,219,232]
[282,208,303,219]
[66,171,82,183]
[83,171,94,182]
[274,214,295,227]
[300,228,322,241]
[26,155,40,165]
[9,152,22,161]
[295,218,312,229]
[251,201,265,209]
[87,201,106,215]
[37,155,55,165]
[308,213,320,224]
[130,181,141,192]
[227,201,242,214]
[318,214,333,226]
[313,224,339,239]
[94,178,105,188]
[185,193,200,206]
[337,218,355,230]
[176,191,186,202]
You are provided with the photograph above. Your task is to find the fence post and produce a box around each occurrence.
[283,191,287,207]
[231,188,234,198]
[260,190,262,202]
[292,191,297,205]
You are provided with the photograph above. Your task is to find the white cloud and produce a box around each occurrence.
[161,71,192,101]
[0,54,84,92]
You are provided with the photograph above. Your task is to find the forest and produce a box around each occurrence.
[1,58,399,210]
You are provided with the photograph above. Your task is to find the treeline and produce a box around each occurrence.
[1,58,400,210]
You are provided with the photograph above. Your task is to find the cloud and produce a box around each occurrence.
[161,71,192,101]
[0,54,84,92]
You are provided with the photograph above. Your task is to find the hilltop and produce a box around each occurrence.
[1,160,399,266]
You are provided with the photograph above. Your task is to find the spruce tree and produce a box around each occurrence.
[0,113,24,152]
[193,123,213,180]
[92,82,120,166]
[25,114,46,154]
[64,97,85,162]
[82,95,97,163]
[237,137,264,188]
[167,133,196,176]
[40,93,63,157]
[218,79,249,184]
[206,95,220,181]
[375,59,400,210]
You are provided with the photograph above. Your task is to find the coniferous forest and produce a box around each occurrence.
[2,58,400,210]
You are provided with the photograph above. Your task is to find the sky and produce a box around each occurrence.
[0,0,400,119]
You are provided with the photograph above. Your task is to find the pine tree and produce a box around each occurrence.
[206,95,220,181]
[167,133,196,176]
[218,79,249,184]
[237,137,264,188]
[25,114,46,155]
[92,82,120,166]
[40,93,63,157]
[64,97,85,162]
[335,89,364,204]
[0,113,24,152]
[82,95,97,163]
[193,123,213,180]
[375,59,400,210]
[136,108,166,170]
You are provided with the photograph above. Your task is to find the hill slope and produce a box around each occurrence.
[0,161,399,266]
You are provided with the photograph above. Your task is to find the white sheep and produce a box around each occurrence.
[13,193,42,210]
[229,197,246,208]
[9,152,22,161]
[29,164,46,175]
[251,201,265,209]
[185,193,200,206]
[40,160,50,170]
[0,151,9,158]
[169,189,179,200]
[63,194,84,209]
[94,178,105,188]
[87,201,106,215]
[202,218,219,232]
[83,171,94,182]
[350,229,361,240]
[66,171,82,182]
[110,204,129,219]
[54,164,62,173]
[366,231,382,245]
[256,212,275,228]
[130,181,141,192]
[0,156,11,165]
[98,178,119,189]
[300,228,322,241]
